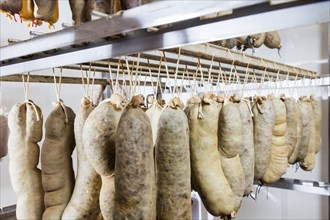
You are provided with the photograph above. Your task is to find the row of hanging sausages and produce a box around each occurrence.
[6,90,322,219]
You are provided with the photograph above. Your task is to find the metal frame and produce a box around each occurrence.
[254,178,330,196]
[0,74,162,87]
[0,0,267,61]
[0,1,328,76]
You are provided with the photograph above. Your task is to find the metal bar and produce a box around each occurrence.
[79,58,273,81]
[125,53,296,80]
[1,2,327,76]
[328,18,330,219]
[0,74,163,87]
[64,64,268,84]
[0,0,267,62]
[225,82,330,94]
[165,44,317,78]
[0,205,16,220]
[254,178,330,196]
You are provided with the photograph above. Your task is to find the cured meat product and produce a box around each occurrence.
[41,101,76,219]
[261,97,288,184]
[69,0,94,25]
[83,94,125,220]
[93,0,111,14]
[62,97,101,220]
[0,0,22,15]
[0,114,9,159]
[264,31,282,49]
[237,100,254,196]
[156,98,191,219]
[185,94,234,217]
[34,0,59,25]
[289,101,310,164]
[219,154,245,214]
[300,98,316,171]
[115,95,156,219]
[283,98,298,159]
[8,101,44,219]
[252,98,276,180]
[218,102,242,158]
[218,101,244,217]
[20,0,35,21]
[310,95,322,154]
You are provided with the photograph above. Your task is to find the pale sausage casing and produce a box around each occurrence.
[300,99,316,171]
[261,98,288,184]
[83,95,123,220]
[41,102,76,220]
[218,101,244,216]
[219,154,245,214]
[310,95,322,154]
[62,97,101,220]
[8,101,44,219]
[289,101,310,164]
[253,99,276,180]
[0,114,9,159]
[83,100,121,176]
[185,95,234,217]
[264,31,282,49]
[218,102,242,158]
[283,98,298,159]
[237,100,254,196]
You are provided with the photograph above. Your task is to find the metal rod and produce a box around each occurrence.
[254,178,330,196]
[77,53,299,82]
[62,23,74,28]
[0,74,163,87]
[164,44,317,78]
[64,64,266,84]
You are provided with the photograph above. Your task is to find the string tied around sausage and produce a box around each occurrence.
[80,63,96,107]
[22,73,41,121]
[52,68,69,123]
[241,97,254,117]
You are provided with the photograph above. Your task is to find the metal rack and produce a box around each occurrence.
[0,42,319,87]
[257,178,330,196]
[0,0,328,76]
[0,0,329,205]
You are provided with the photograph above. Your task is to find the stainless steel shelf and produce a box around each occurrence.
[0,0,328,76]
[0,0,266,62]
[0,205,16,220]
[0,177,328,220]
[255,178,330,196]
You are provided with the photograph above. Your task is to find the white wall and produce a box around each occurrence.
[0,3,329,220]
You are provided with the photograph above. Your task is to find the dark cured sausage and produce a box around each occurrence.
[156,98,191,219]
[115,95,156,220]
